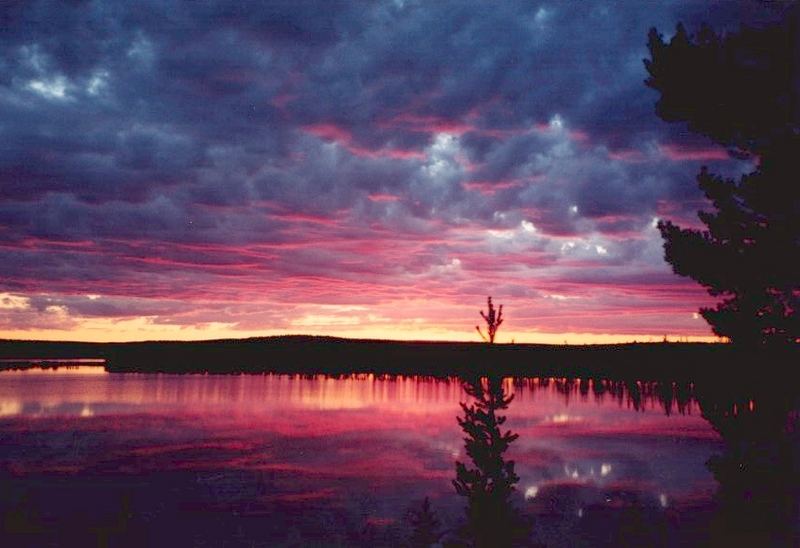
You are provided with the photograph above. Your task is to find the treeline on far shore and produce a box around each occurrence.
[0,335,797,382]
[0,336,800,380]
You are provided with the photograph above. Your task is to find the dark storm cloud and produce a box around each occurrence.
[0,0,769,337]
[0,0,752,204]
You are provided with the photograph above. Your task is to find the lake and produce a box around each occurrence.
[0,367,797,546]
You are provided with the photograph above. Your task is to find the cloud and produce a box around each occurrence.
[0,1,765,340]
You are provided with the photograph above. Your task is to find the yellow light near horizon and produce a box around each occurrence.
[0,316,721,345]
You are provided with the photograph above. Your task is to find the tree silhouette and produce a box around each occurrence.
[695,377,799,545]
[405,497,443,548]
[476,297,504,344]
[645,9,800,345]
[452,376,529,547]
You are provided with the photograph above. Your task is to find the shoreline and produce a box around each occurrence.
[1,336,796,382]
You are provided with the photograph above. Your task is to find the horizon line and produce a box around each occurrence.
[0,332,726,346]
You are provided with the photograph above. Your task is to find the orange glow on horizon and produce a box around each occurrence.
[0,321,721,345]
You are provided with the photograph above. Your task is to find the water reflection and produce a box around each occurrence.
[0,369,796,546]
[697,379,800,546]
[436,376,797,547]
[451,375,529,547]
[0,371,464,417]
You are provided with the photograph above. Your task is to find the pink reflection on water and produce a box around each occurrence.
[0,369,724,543]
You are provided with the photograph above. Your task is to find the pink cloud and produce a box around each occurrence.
[367,193,401,202]
[302,123,352,142]
[608,148,647,162]
[382,113,476,135]
[569,129,589,142]
[302,122,425,160]
[462,179,523,195]
[0,203,722,340]
[659,144,729,161]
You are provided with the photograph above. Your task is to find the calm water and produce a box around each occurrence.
[0,367,796,546]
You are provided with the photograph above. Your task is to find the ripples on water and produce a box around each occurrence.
[0,367,796,546]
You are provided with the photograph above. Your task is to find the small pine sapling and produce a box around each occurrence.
[476,296,504,344]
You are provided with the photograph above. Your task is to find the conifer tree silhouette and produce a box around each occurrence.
[645,9,800,345]
[453,376,529,546]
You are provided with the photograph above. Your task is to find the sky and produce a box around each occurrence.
[0,1,780,343]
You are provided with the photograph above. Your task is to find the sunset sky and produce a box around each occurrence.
[0,1,778,343]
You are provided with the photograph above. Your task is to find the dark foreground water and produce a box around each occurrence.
[0,367,797,547]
